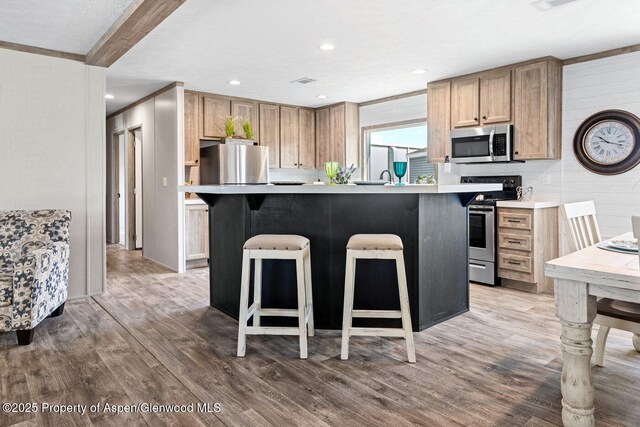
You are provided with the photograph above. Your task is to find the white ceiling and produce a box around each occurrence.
[103,0,640,114]
[3,0,638,115]
[0,0,134,54]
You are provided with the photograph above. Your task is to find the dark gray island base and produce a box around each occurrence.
[196,190,479,332]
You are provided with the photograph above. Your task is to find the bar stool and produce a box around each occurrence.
[341,234,416,363]
[237,234,314,359]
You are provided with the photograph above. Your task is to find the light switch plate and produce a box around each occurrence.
[163,177,168,187]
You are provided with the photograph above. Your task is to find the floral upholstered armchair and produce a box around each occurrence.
[0,210,70,345]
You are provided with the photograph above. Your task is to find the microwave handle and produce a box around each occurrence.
[488,128,495,161]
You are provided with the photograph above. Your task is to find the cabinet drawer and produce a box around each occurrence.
[498,233,532,251]
[499,253,532,274]
[498,211,532,230]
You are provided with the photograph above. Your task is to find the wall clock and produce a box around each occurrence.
[573,110,640,175]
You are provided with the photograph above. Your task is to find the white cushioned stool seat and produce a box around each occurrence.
[243,234,310,251]
[346,234,403,251]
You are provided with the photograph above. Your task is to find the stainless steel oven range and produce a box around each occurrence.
[461,175,522,286]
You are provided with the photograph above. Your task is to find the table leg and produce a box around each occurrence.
[554,279,597,427]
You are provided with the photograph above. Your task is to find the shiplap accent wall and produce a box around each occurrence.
[105,87,185,273]
[0,48,106,297]
[457,52,640,242]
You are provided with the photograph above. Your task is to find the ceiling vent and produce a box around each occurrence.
[530,0,579,11]
[291,77,317,85]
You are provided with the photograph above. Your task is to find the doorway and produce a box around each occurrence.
[128,128,143,250]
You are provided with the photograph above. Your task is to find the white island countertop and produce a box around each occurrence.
[178,183,502,195]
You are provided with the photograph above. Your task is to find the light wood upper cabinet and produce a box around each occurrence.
[480,69,511,124]
[259,103,280,168]
[316,102,359,168]
[298,108,316,169]
[427,81,451,163]
[280,106,299,168]
[451,77,480,128]
[427,57,561,162]
[315,107,331,167]
[184,92,200,166]
[231,100,259,141]
[202,95,231,139]
[514,60,562,160]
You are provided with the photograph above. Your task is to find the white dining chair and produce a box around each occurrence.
[561,202,640,366]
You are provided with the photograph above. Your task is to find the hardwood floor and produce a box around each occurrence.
[1,245,639,426]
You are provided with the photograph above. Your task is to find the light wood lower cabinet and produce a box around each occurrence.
[497,206,558,293]
[185,203,209,268]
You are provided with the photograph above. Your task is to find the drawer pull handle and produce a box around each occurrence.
[507,240,523,244]
[507,261,522,265]
[507,219,521,223]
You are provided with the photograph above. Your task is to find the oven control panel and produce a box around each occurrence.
[460,175,522,189]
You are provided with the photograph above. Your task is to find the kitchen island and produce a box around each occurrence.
[179,183,501,331]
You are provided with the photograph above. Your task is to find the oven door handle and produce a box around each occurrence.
[488,128,495,161]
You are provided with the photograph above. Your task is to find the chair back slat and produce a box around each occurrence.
[633,215,640,267]
[560,201,602,253]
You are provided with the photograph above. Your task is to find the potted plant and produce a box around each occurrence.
[242,119,254,140]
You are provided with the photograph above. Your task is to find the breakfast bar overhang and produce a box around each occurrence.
[180,184,501,331]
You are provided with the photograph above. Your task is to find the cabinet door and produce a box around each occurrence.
[298,108,316,168]
[451,77,480,128]
[514,62,548,160]
[315,108,331,167]
[427,82,451,163]
[184,92,200,166]
[330,104,346,165]
[280,106,299,168]
[231,100,259,142]
[259,104,280,168]
[202,96,231,139]
[480,70,511,124]
[185,204,208,261]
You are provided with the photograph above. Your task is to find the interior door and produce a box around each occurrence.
[134,129,143,250]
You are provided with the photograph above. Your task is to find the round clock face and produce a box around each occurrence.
[583,120,635,165]
[573,110,640,175]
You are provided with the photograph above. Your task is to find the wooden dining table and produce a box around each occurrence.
[545,232,640,427]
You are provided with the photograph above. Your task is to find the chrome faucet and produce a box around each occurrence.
[379,169,393,184]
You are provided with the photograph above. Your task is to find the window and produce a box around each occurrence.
[364,122,427,180]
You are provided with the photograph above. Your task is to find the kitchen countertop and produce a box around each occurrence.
[178,183,502,195]
[184,198,206,205]
[495,200,561,209]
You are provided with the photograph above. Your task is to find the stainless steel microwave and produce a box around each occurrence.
[450,125,513,163]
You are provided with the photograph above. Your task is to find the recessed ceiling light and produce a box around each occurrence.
[319,44,335,51]
[105,94,114,99]
[228,80,241,85]
[412,69,426,74]
[530,0,577,11]
[316,95,327,99]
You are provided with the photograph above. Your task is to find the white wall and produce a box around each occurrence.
[0,48,106,297]
[106,87,185,272]
[456,52,640,241]
[360,94,427,128]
